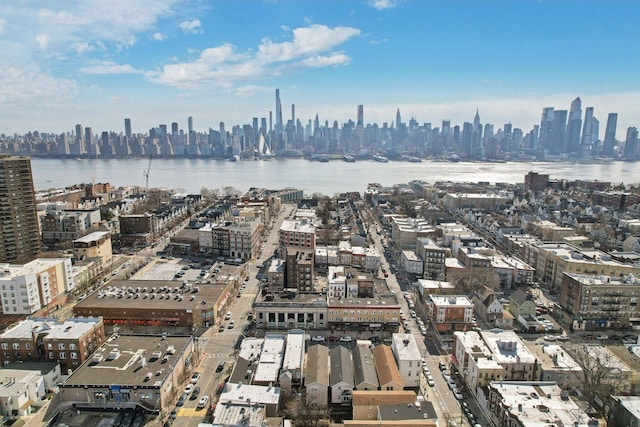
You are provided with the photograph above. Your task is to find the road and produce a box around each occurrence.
[169,204,295,427]
[364,207,470,426]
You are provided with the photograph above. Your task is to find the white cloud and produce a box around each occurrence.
[148,24,361,90]
[368,0,398,10]
[73,42,95,55]
[300,53,351,67]
[35,34,49,50]
[152,32,167,41]
[0,66,79,107]
[180,19,203,35]
[81,61,140,75]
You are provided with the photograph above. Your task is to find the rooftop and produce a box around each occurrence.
[392,334,421,361]
[1,317,101,340]
[62,334,192,388]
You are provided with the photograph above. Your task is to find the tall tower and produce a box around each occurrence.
[624,127,638,159]
[124,118,132,139]
[291,104,295,125]
[551,110,568,153]
[473,109,481,130]
[75,124,85,154]
[357,105,364,126]
[565,97,582,154]
[275,89,283,133]
[603,113,618,156]
[581,107,594,149]
[538,107,554,151]
[0,155,41,263]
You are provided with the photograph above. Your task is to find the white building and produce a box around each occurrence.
[401,250,423,276]
[391,334,421,388]
[253,333,285,386]
[0,258,75,315]
[280,330,305,392]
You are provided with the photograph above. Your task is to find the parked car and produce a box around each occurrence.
[327,336,339,342]
[228,320,235,329]
[453,388,463,400]
[312,336,325,342]
[176,392,188,406]
[184,383,193,394]
[197,395,210,410]
[216,360,225,372]
[190,372,200,384]
[339,336,353,342]
[427,376,435,387]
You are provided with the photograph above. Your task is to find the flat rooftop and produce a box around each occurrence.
[1,317,101,340]
[75,280,223,312]
[63,334,192,387]
[392,334,421,361]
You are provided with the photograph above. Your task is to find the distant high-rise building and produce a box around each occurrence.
[75,124,83,142]
[75,124,85,155]
[395,108,402,128]
[0,155,41,263]
[171,122,179,136]
[291,104,295,127]
[84,127,92,147]
[473,109,481,130]
[357,105,364,126]
[624,127,638,159]
[603,113,618,156]
[581,107,594,148]
[275,89,283,133]
[188,116,193,134]
[551,110,568,153]
[539,107,555,151]
[124,118,132,139]
[565,97,582,154]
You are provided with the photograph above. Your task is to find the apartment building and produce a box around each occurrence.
[415,238,446,281]
[73,231,112,263]
[41,208,101,242]
[0,317,105,372]
[426,295,474,332]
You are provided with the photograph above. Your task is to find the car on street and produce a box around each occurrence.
[216,360,225,372]
[339,336,353,342]
[197,395,210,410]
[225,312,232,320]
[190,386,201,400]
[190,372,200,384]
[422,366,430,375]
[228,320,235,328]
[176,392,188,406]
[427,376,435,387]
[453,388,463,400]
[184,384,193,394]
[312,336,325,342]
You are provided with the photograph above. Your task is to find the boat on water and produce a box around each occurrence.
[317,156,330,162]
[228,155,238,162]
[371,154,389,163]
[342,154,356,163]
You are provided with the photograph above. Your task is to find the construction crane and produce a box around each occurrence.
[143,155,152,191]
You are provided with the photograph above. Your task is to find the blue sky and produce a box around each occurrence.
[1,0,639,138]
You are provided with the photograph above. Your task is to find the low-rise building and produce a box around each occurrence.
[73,231,112,263]
[253,333,285,386]
[485,381,595,427]
[508,289,537,320]
[608,396,640,427]
[41,208,101,242]
[391,334,421,389]
[280,329,305,393]
[0,317,104,372]
[372,345,404,391]
[330,345,354,404]
[74,280,230,330]
[480,329,539,381]
[58,334,197,414]
[217,382,281,417]
[327,293,401,337]
[426,295,474,332]
[522,342,582,390]
[254,291,327,330]
[443,193,509,212]
[352,341,379,391]
[306,344,329,406]
[351,390,417,421]
[415,279,455,298]
[415,238,446,281]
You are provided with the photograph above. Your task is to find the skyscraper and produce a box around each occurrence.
[551,110,567,153]
[624,127,638,159]
[539,107,555,151]
[124,118,132,139]
[565,97,582,154]
[0,155,41,263]
[603,113,618,156]
[581,107,594,148]
[275,89,283,134]
[357,105,364,126]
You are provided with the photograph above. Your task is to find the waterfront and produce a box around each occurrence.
[31,158,640,195]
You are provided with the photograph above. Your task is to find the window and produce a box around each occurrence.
[69,343,76,350]
[12,343,19,350]
[47,343,52,350]
[48,352,54,359]
[71,352,78,359]
[1,343,8,350]
[58,343,65,350]
[59,352,66,359]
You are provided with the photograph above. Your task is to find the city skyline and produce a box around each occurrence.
[1,1,640,136]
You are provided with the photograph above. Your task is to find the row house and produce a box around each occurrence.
[315,243,381,272]
[73,231,112,263]
[490,255,535,288]
[415,238,447,281]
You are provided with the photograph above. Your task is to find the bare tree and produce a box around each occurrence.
[566,344,627,414]
[282,391,330,427]
[200,186,220,203]
[449,267,500,294]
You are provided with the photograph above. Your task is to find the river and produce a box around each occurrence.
[30,158,639,195]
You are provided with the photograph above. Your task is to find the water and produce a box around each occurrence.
[30,158,639,195]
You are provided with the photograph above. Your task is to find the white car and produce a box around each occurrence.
[184,383,193,394]
[197,395,210,409]
[225,312,232,320]
[339,336,353,342]
[453,388,463,400]
[427,376,435,387]
[311,336,325,342]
